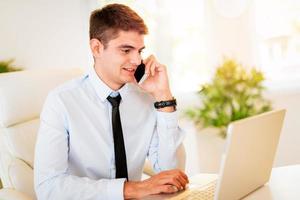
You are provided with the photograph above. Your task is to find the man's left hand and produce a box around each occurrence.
[138,55,173,103]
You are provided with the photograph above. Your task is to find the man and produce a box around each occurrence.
[34,3,188,199]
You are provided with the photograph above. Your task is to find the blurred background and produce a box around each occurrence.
[0,0,299,175]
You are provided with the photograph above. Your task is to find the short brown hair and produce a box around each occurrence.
[89,4,148,48]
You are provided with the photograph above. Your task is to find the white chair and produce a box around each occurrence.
[0,68,185,200]
[0,69,83,200]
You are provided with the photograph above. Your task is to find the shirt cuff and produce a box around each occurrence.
[156,110,179,129]
[106,178,126,200]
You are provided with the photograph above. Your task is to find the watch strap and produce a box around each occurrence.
[154,98,177,109]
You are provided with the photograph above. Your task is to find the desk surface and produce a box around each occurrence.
[143,165,300,200]
[243,164,300,200]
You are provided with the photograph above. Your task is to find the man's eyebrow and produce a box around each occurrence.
[118,45,145,51]
[139,46,146,51]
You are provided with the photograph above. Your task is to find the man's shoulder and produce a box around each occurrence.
[47,74,87,100]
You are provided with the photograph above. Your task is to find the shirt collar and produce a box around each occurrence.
[87,67,130,102]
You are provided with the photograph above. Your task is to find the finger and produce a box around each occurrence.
[144,57,157,77]
[176,175,188,189]
[150,61,157,76]
[155,63,165,72]
[171,175,186,190]
[159,184,178,194]
[179,171,189,183]
[170,170,188,182]
[164,170,189,186]
[144,58,154,75]
[159,177,182,191]
[166,169,189,183]
[143,54,154,64]
[143,55,155,73]
[146,179,176,195]
[144,55,158,76]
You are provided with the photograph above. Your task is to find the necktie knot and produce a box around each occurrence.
[107,94,121,107]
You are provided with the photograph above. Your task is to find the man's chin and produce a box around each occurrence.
[123,77,136,84]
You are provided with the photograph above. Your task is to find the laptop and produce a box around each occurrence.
[144,109,286,200]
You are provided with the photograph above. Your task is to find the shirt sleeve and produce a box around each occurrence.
[34,92,125,200]
[147,110,185,173]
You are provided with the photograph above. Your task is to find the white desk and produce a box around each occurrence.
[243,165,300,200]
[143,165,300,200]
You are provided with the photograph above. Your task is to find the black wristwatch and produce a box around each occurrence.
[154,98,177,109]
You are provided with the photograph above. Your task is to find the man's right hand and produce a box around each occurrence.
[124,169,189,199]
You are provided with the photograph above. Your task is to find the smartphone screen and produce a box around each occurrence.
[134,63,145,83]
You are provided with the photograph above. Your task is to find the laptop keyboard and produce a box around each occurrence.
[175,180,217,200]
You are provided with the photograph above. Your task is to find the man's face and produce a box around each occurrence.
[95,31,145,90]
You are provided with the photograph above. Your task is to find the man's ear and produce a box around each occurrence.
[90,39,104,58]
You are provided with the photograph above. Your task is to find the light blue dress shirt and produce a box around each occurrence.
[34,67,184,200]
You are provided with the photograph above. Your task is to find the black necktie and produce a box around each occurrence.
[107,94,129,180]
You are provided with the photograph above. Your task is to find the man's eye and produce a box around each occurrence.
[122,49,130,54]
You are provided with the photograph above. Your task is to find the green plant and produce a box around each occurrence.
[0,59,22,73]
[186,59,272,137]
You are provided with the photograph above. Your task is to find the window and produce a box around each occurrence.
[255,0,300,82]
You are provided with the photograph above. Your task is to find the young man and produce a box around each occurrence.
[34,4,188,199]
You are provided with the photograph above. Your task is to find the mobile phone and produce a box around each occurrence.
[134,62,146,83]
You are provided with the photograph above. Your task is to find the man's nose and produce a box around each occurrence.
[130,54,142,66]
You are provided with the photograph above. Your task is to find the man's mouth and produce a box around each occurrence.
[123,67,135,73]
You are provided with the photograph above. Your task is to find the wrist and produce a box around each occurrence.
[152,89,173,101]
[124,181,145,199]
[154,98,177,112]
[157,106,175,113]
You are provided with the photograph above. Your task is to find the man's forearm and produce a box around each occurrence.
[35,175,125,200]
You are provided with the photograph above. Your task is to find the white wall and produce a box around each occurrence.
[265,84,300,167]
[0,0,98,70]
[205,0,258,68]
